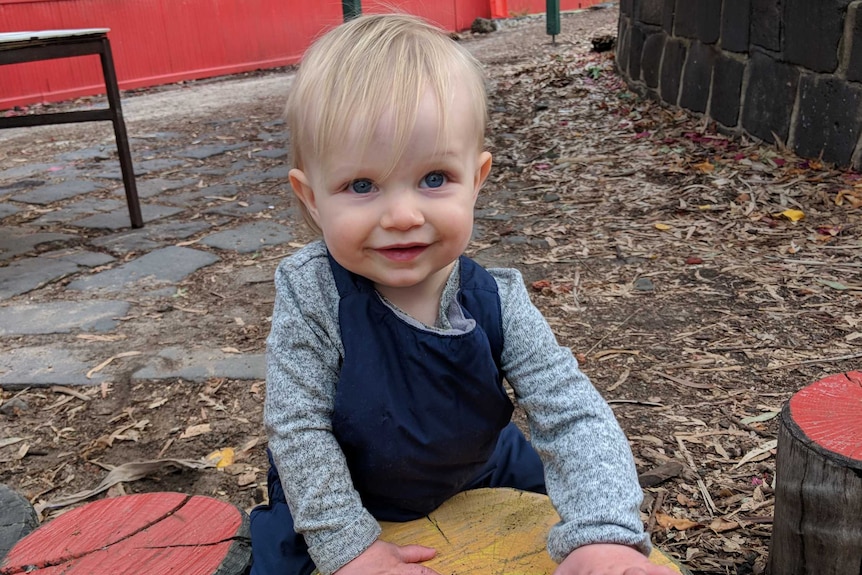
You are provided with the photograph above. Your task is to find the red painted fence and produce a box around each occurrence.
[0,0,602,110]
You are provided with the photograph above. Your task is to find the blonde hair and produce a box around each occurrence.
[286,13,488,233]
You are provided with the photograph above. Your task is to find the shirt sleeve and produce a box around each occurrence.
[491,267,651,562]
[264,244,381,574]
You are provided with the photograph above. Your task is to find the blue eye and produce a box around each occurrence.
[348,179,374,194]
[421,172,447,189]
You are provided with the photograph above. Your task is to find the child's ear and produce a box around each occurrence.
[289,168,320,222]
[474,151,493,195]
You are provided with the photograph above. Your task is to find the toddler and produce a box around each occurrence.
[250,13,677,575]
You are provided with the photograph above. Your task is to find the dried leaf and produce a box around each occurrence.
[710,517,740,533]
[656,512,699,531]
[86,351,142,379]
[739,411,780,424]
[594,349,640,360]
[237,471,257,486]
[693,160,714,173]
[15,443,30,460]
[733,439,778,469]
[817,279,849,291]
[77,334,126,342]
[0,437,26,448]
[677,493,699,508]
[148,397,169,409]
[39,459,213,511]
[179,423,212,439]
[835,189,862,208]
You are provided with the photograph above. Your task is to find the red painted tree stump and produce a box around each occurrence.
[0,493,250,575]
[767,371,862,575]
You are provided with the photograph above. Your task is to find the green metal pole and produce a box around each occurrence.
[343,0,361,21]
[546,0,560,44]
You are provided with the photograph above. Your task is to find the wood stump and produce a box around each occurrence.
[314,488,689,574]
[0,485,38,561]
[768,371,862,575]
[0,493,250,575]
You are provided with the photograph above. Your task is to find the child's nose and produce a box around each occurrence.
[380,192,425,230]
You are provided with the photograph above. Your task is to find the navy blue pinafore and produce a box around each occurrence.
[249,255,546,575]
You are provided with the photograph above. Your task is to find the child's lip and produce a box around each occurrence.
[375,243,428,261]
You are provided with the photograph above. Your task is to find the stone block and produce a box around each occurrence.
[673,0,698,38]
[848,3,862,82]
[742,51,800,143]
[618,18,631,76]
[67,246,219,293]
[663,0,675,33]
[72,204,184,230]
[680,42,717,113]
[0,204,20,220]
[0,346,108,386]
[721,0,751,52]
[11,180,104,205]
[785,0,853,72]
[629,26,648,82]
[0,301,130,336]
[660,38,687,104]
[0,258,80,300]
[199,221,293,253]
[750,0,781,51]
[621,0,633,16]
[132,347,265,382]
[177,143,248,160]
[638,0,664,24]
[711,55,747,127]
[642,32,667,88]
[0,228,77,262]
[33,198,125,225]
[793,75,862,166]
[674,0,721,43]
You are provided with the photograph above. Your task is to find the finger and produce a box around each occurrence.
[397,544,437,563]
[621,568,648,575]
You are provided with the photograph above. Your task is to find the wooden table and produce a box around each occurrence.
[0,29,143,228]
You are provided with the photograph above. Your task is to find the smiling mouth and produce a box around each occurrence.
[376,244,428,261]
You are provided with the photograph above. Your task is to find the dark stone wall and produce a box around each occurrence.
[617,0,862,169]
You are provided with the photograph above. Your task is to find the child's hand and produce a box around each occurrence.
[335,540,441,575]
[554,543,680,575]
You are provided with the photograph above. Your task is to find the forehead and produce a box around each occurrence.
[333,83,481,163]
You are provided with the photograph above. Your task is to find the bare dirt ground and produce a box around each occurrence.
[3,7,862,574]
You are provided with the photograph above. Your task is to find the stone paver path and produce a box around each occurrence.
[0,115,293,386]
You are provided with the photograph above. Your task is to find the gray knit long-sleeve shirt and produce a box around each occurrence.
[264,240,650,575]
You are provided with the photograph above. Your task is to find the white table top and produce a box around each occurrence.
[0,29,109,44]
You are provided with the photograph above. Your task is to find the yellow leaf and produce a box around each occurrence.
[654,223,672,231]
[206,447,235,468]
[777,209,805,222]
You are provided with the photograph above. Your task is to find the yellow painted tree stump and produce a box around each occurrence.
[315,488,689,574]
